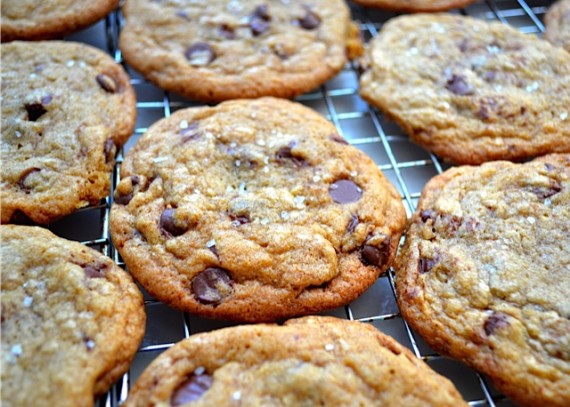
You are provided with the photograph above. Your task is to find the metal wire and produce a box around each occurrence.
[44,1,554,406]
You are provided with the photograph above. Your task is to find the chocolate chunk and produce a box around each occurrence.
[104,138,116,163]
[361,236,390,267]
[484,312,509,336]
[175,10,189,20]
[160,208,187,237]
[346,213,359,234]
[253,5,271,21]
[131,175,140,186]
[83,264,105,279]
[96,74,117,93]
[185,43,215,66]
[329,180,362,204]
[208,244,219,257]
[272,43,289,60]
[114,191,133,205]
[298,8,321,30]
[458,39,470,53]
[329,134,348,145]
[532,183,562,199]
[24,102,47,122]
[171,373,213,406]
[229,213,249,225]
[192,267,232,305]
[18,167,41,191]
[420,210,437,222]
[276,142,306,167]
[446,74,474,96]
[250,18,270,36]
[219,24,235,39]
[419,257,435,274]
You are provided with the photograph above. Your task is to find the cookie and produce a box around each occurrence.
[1,41,136,224]
[119,0,362,102]
[110,97,406,322]
[1,225,146,407]
[545,0,570,53]
[359,14,570,165]
[351,0,476,12]
[395,154,570,407]
[124,316,467,406]
[1,0,118,42]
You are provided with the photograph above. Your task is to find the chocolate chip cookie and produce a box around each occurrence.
[124,316,467,406]
[1,41,136,224]
[395,155,570,407]
[1,0,118,42]
[545,0,570,53]
[119,0,362,102]
[1,225,146,406]
[359,14,570,165]
[352,0,476,12]
[110,97,406,322]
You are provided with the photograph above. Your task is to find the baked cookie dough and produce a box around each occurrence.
[1,0,118,42]
[396,154,570,407]
[1,225,146,407]
[545,0,570,53]
[1,41,136,224]
[359,14,570,164]
[124,316,467,406]
[110,97,406,322]
[119,0,362,102]
[352,0,476,12]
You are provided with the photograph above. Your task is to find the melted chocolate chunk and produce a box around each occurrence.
[253,4,271,20]
[83,264,105,279]
[446,74,474,96]
[361,236,390,267]
[229,213,249,225]
[18,167,41,191]
[160,208,187,237]
[276,142,306,167]
[25,102,47,122]
[532,183,562,199]
[298,8,321,29]
[329,134,348,145]
[329,180,362,204]
[420,210,437,222]
[419,257,435,274]
[192,267,232,305]
[96,74,118,93]
[346,213,359,234]
[250,18,270,36]
[186,43,215,66]
[114,191,133,205]
[131,175,140,186]
[484,312,510,336]
[171,373,213,406]
[219,24,235,39]
[104,138,116,163]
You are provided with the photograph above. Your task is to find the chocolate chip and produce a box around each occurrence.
[25,102,47,122]
[446,74,474,96]
[192,267,232,305]
[420,210,437,222]
[96,74,117,93]
[18,167,41,191]
[532,183,561,199]
[160,208,187,237]
[83,264,105,279]
[484,312,509,336]
[329,180,362,204]
[276,142,306,167]
[250,18,270,36]
[229,213,249,225]
[114,191,133,205]
[346,213,359,234]
[171,373,213,406]
[329,134,348,145]
[298,8,321,30]
[419,257,435,274]
[218,24,235,39]
[104,138,116,163]
[185,43,215,66]
[361,236,390,267]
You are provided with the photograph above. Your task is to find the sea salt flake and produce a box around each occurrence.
[527,216,536,224]
[153,156,168,163]
[232,391,241,400]
[206,239,216,248]
[312,175,321,183]
[15,131,22,138]
[525,82,539,93]
[23,296,33,307]
[194,366,206,375]
[280,211,289,220]
[235,160,241,167]
[560,112,568,120]
[85,339,96,350]
[66,60,75,67]
[11,344,22,356]
[325,344,335,351]
[180,120,189,129]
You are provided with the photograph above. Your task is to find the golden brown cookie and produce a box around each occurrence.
[1,41,136,224]
[359,14,570,165]
[352,0,476,12]
[124,316,467,406]
[545,0,570,53]
[396,154,570,407]
[1,0,119,42]
[1,225,146,407]
[110,97,406,322]
[119,0,362,102]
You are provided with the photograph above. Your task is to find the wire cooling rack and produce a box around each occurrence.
[41,0,558,405]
